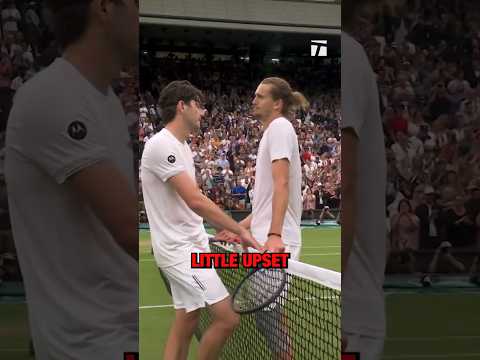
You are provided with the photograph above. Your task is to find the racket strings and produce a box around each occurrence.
[233,268,286,313]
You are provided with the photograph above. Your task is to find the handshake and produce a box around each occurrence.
[214,228,286,253]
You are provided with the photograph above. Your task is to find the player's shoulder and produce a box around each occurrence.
[12,58,83,120]
[341,32,363,53]
[269,116,296,134]
[17,58,72,98]
[143,129,178,155]
[341,32,371,72]
[272,116,294,127]
[147,128,173,145]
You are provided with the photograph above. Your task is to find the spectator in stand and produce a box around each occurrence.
[2,0,21,35]
[349,1,480,280]
[466,182,480,219]
[423,241,466,286]
[231,180,247,201]
[212,166,225,187]
[390,199,419,273]
[216,153,229,170]
[222,163,234,188]
[415,186,441,249]
[317,205,335,225]
[138,55,341,218]
[302,187,316,219]
[441,195,476,248]
[24,2,42,54]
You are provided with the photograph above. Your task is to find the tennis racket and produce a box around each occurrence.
[231,262,287,314]
[208,236,288,314]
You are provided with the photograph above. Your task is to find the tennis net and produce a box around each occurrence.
[195,242,341,360]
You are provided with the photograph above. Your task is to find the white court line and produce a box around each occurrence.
[139,296,338,310]
[302,253,340,256]
[384,354,480,359]
[303,246,340,249]
[0,349,29,352]
[139,304,174,309]
[387,335,480,342]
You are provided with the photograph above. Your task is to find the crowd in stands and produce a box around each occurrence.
[353,0,480,279]
[0,0,53,284]
[0,0,138,284]
[138,55,341,224]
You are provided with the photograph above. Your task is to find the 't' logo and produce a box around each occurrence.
[311,40,328,57]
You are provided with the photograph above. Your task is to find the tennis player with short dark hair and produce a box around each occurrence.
[141,80,261,360]
[5,0,139,359]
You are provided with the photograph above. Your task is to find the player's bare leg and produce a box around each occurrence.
[164,308,200,360]
[274,312,293,360]
[197,297,240,360]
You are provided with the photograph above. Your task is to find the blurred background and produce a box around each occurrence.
[350,0,480,358]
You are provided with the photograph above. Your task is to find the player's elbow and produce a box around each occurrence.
[188,194,205,213]
[111,218,138,259]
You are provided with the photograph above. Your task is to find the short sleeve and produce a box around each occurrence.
[141,137,186,182]
[341,33,369,137]
[7,92,110,184]
[268,119,296,163]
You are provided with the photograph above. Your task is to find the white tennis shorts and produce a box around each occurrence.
[161,259,229,313]
[286,245,301,261]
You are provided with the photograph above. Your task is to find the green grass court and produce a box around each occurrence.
[384,291,480,359]
[2,226,479,359]
[140,227,340,360]
[140,227,480,360]
[0,303,31,360]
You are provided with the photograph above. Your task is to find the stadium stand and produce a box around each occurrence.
[351,0,480,279]
[0,0,139,290]
[138,36,341,227]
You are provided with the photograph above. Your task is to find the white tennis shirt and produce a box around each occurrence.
[141,128,209,268]
[251,116,303,246]
[341,32,388,338]
[5,57,138,359]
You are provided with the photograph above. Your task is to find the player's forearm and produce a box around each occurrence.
[341,129,358,276]
[269,182,289,234]
[239,214,252,229]
[114,228,139,261]
[341,183,355,276]
[192,195,245,236]
[68,163,139,261]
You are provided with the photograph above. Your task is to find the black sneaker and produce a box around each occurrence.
[421,274,432,287]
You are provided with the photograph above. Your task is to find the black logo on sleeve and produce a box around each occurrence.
[67,121,87,140]
[167,155,176,164]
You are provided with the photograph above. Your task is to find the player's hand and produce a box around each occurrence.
[265,234,285,253]
[238,229,262,251]
[214,229,239,244]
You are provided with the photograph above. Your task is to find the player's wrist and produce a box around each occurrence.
[239,220,249,229]
[238,227,250,238]
[267,232,282,238]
